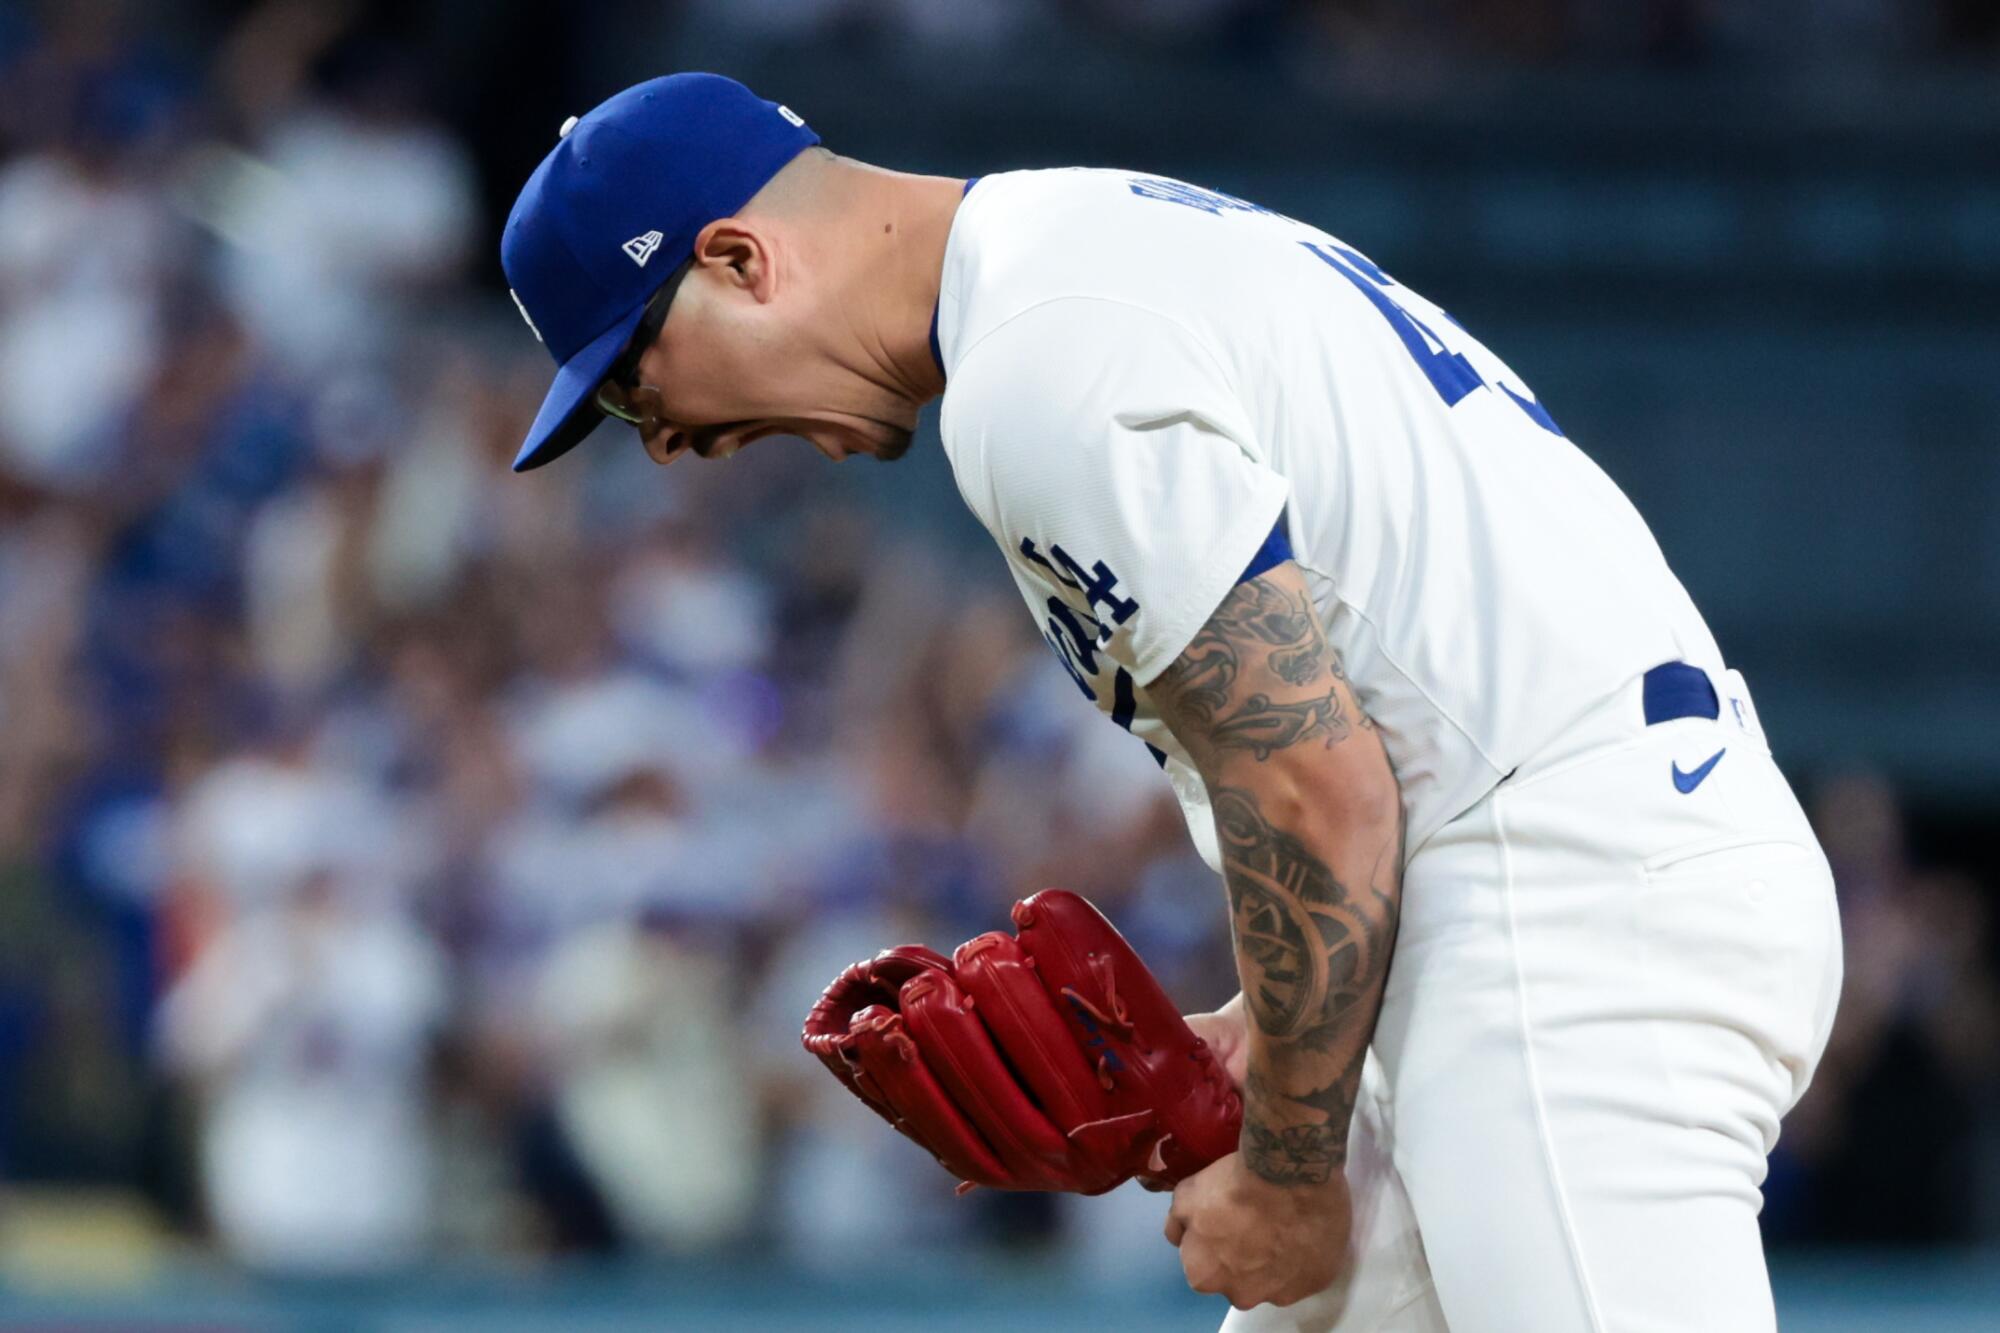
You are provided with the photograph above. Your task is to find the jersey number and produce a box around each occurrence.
[1302,242,1561,436]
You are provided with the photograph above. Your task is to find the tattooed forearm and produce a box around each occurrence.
[1247,1066,1356,1128]
[1242,1117,1343,1186]
[1159,639,1235,725]
[1215,575,1319,651]
[1206,688,1349,760]
[1215,787,1393,1042]
[1151,564,1404,1191]
[1154,577,1350,761]
[1244,1069,1353,1184]
[1223,787,1401,1185]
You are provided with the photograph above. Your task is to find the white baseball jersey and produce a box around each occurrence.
[933,168,1727,867]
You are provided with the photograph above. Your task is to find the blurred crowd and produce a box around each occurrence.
[0,0,1996,1281]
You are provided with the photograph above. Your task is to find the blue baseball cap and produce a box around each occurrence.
[501,74,820,472]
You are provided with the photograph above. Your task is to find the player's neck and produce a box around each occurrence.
[834,165,965,408]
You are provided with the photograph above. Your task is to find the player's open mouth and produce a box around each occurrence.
[669,419,900,465]
[684,424,780,460]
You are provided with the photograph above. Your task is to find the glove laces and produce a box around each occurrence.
[1060,955,1131,1031]
[1062,953,1153,1090]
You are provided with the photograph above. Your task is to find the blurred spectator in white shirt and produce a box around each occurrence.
[531,910,761,1252]
[157,872,449,1273]
[0,144,174,489]
[204,36,475,374]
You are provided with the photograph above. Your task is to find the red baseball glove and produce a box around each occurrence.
[801,889,1242,1195]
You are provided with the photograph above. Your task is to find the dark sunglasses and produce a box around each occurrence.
[594,257,694,425]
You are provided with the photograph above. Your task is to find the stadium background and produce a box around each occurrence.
[0,0,1995,1328]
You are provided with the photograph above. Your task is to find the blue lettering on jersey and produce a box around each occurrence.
[1020,538,1139,635]
[1305,241,1482,407]
[1125,173,1561,438]
[1301,241,1563,436]
[1127,177,1272,218]
[1043,596,1104,698]
[1024,538,1166,766]
[1019,536,1081,590]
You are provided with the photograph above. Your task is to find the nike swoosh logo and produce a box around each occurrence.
[1672,748,1726,794]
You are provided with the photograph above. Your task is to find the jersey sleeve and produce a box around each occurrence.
[943,297,1290,687]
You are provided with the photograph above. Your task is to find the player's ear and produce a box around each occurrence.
[691,217,777,303]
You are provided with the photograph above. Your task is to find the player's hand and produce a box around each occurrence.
[1165,1149,1351,1310]
[1182,996,1249,1090]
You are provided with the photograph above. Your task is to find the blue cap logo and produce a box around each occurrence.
[501,73,820,472]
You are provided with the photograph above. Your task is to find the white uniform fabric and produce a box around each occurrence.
[935,168,1726,867]
[1223,676,1842,1333]
[933,169,1842,1331]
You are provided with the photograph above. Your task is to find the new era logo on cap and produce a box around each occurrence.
[622,230,665,266]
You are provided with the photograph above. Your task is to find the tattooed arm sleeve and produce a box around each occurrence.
[1149,560,1405,1187]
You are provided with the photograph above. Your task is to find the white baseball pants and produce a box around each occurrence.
[1223,668,1844,1333]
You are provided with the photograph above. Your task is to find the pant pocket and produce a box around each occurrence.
[1642,836,1814,878]
[1635,840,1838,1150]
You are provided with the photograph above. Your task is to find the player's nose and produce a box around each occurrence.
[641,423,693,467]
[608,383,685,466]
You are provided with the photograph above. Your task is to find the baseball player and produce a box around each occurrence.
[502,74,1843,1331]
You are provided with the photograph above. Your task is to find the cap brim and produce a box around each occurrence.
[512,300,651,472]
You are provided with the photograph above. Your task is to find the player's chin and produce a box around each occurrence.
[807,421,913,463]
[870,425,914,462]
